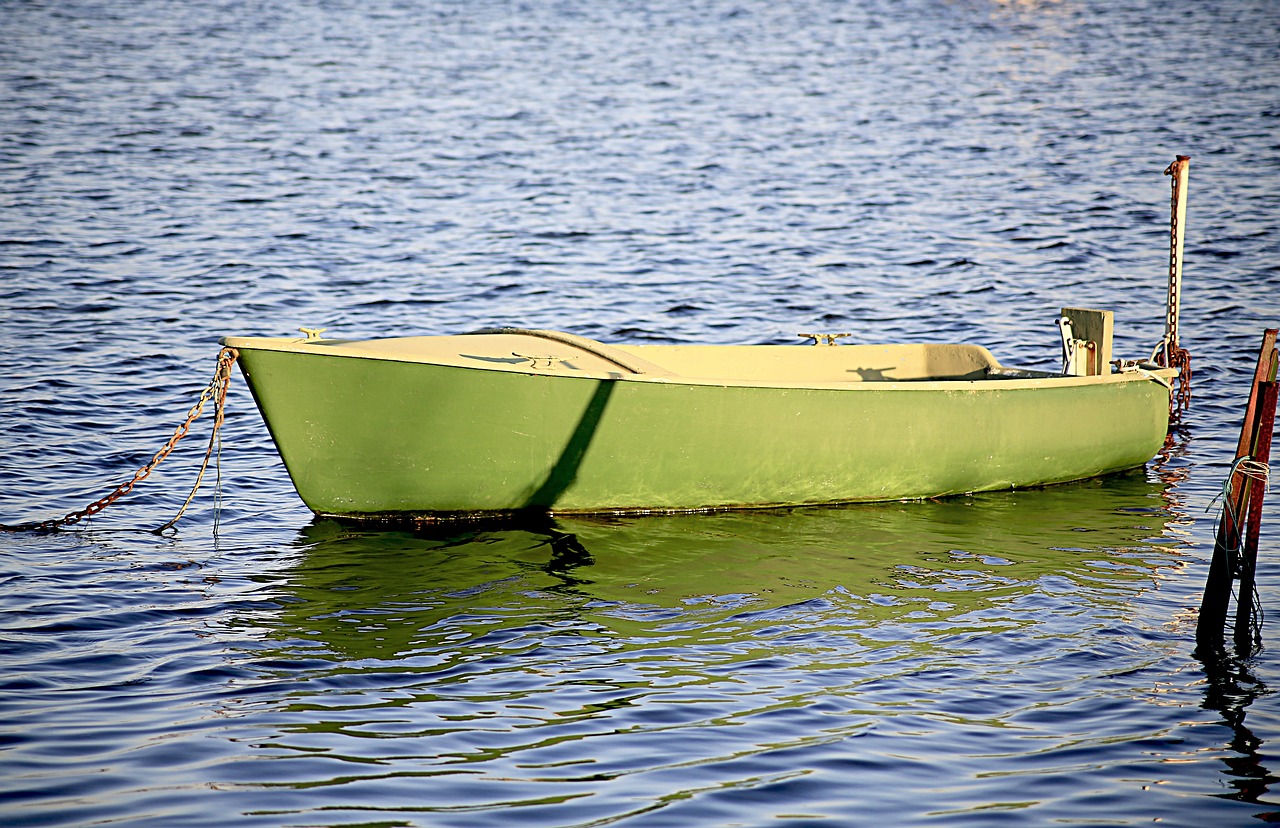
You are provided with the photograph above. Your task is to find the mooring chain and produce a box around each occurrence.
[0,347,240,533]
[1165,158,1183,350]
[1157,158,1193,415]
[1169,347,1192,413]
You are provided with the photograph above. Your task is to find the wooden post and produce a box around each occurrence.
[1197,329,1279,649]
[1234,379,1278,651]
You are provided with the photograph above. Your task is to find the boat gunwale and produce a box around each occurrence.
[218,335,1178,393]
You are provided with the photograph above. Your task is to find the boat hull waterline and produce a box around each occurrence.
[220,330,1174,521]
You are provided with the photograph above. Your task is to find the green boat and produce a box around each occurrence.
[219,312,1176,522]
[220,158,1194,524]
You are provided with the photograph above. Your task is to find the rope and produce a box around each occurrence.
[1205,454,1271,646]
[1119,364,1173,388]
[154,347,238,533]
[1237,458,1272,492]
[0,347,239,534]
[1206,455,1261,520]
[1235,459,1272,648]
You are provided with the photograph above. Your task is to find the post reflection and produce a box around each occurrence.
[1199,650,1280,813]
[1166,415,1280,818]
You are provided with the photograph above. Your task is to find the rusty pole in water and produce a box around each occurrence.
[1235,378,1278,650]
[1197,330,1280,651]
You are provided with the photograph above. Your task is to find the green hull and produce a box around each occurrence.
[220,331,1173,521]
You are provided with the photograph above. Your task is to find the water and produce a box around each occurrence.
[2,0,1279,824]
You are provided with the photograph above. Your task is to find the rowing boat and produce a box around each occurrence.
[221,158,1195,524]
[220,315,1175,522]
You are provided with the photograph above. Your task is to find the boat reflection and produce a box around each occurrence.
[279,472,1181,662]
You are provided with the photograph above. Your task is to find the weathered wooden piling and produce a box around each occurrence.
[1197,329,1280,651]
[1234,380,1278,649]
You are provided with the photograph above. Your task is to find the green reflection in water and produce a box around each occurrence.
[229,472,1191,820]
[273,471,1179,666]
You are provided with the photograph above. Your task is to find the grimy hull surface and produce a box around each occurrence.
[230,344,1172,520]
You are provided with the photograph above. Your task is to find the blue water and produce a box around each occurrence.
[3,0,1280,825]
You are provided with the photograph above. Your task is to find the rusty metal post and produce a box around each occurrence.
[1197,329,1278,649]
[1234,379,1278,651]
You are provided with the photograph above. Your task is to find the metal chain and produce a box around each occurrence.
[1169,346,1192,414]
[0,347,240,533]
[1164,158,1183,353]
[1159,157,1192,416]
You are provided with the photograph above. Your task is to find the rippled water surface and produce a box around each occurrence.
[3,0,1280,825]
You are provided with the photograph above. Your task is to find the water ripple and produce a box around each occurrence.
[3,0,1280,825]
